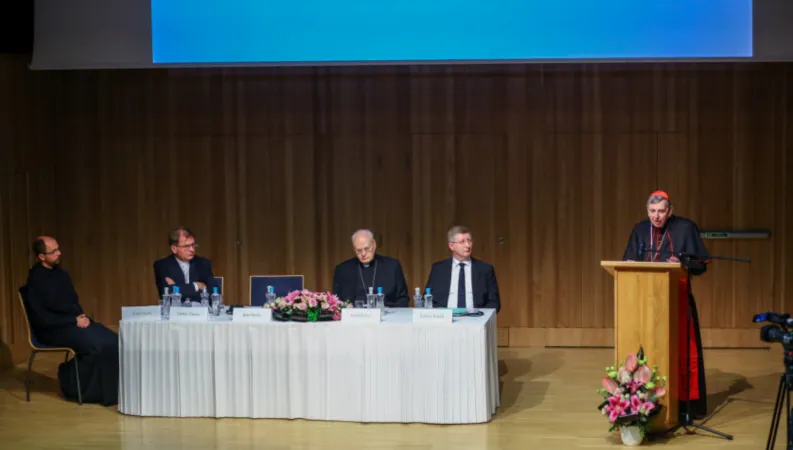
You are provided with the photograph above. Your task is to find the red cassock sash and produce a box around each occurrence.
[678,278,700,400]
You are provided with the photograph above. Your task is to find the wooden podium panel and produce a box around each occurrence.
[601,261,686,431]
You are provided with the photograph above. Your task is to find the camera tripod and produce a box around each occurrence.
[766,364,793,449]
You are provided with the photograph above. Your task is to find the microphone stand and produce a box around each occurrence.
[670,251,738,441]
[642,247,748,441]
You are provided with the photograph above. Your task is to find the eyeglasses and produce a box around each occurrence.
[355,246,373,255]
[176,243,199,249]
[451,239,473,245]
[43,247,60,255]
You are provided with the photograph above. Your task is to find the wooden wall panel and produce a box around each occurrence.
[0,173,31,366]
[1,55,792,367]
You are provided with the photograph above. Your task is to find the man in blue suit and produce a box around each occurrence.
[153,227,215,302]
[424,225,500,312]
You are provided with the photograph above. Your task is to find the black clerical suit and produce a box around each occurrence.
[153,254,214,302]
[24,263,119,406]
[332,254,409,307]
[424,257,501,312]
[622,214,709,419]
[623,215,709,273]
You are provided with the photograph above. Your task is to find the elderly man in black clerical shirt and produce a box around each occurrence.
[622,190,710,420]
[24,236,119,406]
[332,229,409,307]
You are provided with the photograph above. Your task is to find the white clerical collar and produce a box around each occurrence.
[360,256,377,268]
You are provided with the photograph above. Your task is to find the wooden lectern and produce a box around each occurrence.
[601,261,686,431]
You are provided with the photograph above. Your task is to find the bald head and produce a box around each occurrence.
[351,229,376,264]
[32,236,61,268]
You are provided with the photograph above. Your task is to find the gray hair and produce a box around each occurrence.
[647,195,671,208]
[351,229,375,243]
[447,225,472,242]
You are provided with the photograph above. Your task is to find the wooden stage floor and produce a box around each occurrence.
[0,347,785,449]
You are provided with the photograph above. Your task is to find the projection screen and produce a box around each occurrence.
[30,0,793,70]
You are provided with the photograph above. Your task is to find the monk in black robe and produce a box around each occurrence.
[24,236,119,406]
[622,191,710,420]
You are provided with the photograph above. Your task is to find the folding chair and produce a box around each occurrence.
[18,286,82,404]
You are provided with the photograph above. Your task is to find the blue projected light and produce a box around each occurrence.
[151,0,753,64]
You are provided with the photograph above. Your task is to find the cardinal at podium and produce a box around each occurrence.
[622,190,710,419]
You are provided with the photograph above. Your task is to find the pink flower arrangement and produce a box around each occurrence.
[597,346,666,435]
[267,290,351,321]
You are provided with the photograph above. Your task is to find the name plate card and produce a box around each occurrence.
[342,308,382,324]
[233,307,272,323]
[170,306,208,322]
[122,306,161,321]
[412,308,453,324]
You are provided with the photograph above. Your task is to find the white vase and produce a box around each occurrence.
[620,426,644,446]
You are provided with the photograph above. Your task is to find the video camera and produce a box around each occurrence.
[755,312,793,450]
[754,312,793,346]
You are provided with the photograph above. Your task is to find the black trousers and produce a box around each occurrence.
[679,293,708,420]
[40,322,119,406]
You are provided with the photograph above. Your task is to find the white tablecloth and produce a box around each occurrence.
[118,308,500,424]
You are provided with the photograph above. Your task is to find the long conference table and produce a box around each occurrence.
[118,308,500,424]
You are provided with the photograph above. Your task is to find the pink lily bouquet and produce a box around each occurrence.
[597,346,667,435]
[267,290,352,322]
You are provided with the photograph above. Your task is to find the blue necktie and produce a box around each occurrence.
[457,262,466,308]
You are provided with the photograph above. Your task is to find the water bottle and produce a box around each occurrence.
[366,287,376,309]
[265,285,277,305]
[171,286,182,308]
[161,287,171,319]
[160,287,169,308]
[200,287,210,312]
[210,286,221,316]
[413,287,423,308]
[423,287,433,308]
[375,286,385,309]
